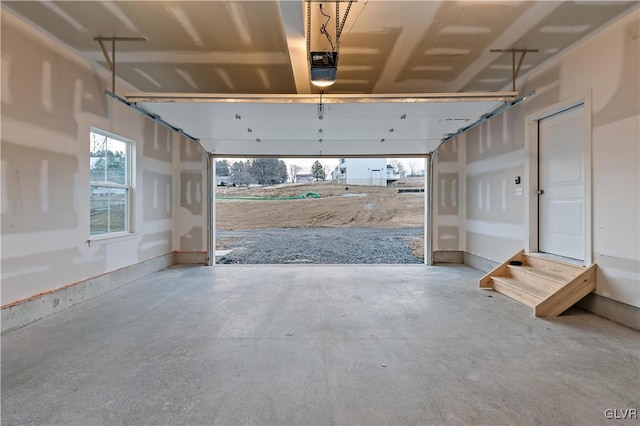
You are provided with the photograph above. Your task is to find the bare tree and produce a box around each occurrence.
[389,160,406,178]
[408,161,418,177]
[322,163,331,180]
[289,164,302,183]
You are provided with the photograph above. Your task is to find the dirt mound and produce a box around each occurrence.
[216,182,424,230]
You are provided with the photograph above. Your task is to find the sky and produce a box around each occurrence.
[218,157,426,176]
[218,158,338,174]
[284,158,340,174]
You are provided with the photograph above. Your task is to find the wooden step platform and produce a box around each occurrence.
[479,250,596,317]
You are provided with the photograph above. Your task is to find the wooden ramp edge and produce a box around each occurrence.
[479,251,596,317]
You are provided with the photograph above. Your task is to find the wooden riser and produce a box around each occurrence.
[523,254,584,278]
[479,250,596,317]
[490,277,543,308]
[507,266,564,294]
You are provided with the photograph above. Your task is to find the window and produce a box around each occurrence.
[89,129,132,236]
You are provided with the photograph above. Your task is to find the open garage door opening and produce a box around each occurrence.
[128,93,510,267]
[214,157,426,265]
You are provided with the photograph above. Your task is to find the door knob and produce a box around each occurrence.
[537,189,545,195]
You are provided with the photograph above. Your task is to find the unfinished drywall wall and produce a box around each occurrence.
[1,11,208,310]
[432,137,464,253]
[174,138,207,257]
[464,109,528,261]
[433,10,640,309]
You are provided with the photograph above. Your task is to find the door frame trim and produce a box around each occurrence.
[208,154,432,266]
[208,154,216,266]
[524,90,593,265]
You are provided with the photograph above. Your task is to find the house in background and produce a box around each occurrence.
[295,174,315,183]
[332,158,390,186]
[386,164,401,186]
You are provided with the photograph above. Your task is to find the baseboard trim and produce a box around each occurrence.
[463,252,499,272]
[175,251,208,265]
[576,293,640,331]
[463,251,639,331]
[6,250,637,333]
[2,252,177,333]
[433,251,464,264]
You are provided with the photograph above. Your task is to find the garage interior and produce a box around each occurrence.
[1,1,639,424]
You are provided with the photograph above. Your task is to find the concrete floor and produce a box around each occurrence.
[2,265,638,425]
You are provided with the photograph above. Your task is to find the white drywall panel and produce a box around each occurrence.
[432,10,640,308]
[0,11,207,306]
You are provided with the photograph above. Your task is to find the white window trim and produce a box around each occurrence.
[89,128,134,239]
[87,231,138,246]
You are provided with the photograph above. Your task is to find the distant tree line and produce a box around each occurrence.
[90,150,126,184]
[216,159,288,186]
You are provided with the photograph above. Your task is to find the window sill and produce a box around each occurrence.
[87,232,138,247]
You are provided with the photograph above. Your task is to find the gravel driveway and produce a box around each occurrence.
[217,227,423,264]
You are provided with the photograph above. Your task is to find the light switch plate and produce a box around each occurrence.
[516,188,523,196]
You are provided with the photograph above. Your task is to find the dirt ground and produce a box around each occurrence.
[216,180,425,230]
[216,180,426,260]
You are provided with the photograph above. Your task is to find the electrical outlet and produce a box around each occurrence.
[516,188,523,196]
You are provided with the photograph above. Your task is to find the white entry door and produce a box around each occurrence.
[538,104,586,261]
[371,169,382,186]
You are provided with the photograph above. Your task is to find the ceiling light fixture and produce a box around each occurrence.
[310,51,338,87]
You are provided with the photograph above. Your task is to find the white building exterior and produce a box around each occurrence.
[295,174,315,183]
[332,158,388,186]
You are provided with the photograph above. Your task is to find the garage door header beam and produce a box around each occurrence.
[124,92,518,104]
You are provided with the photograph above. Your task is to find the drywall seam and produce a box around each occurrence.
[1,9,136,94]
[466,219,525,240]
